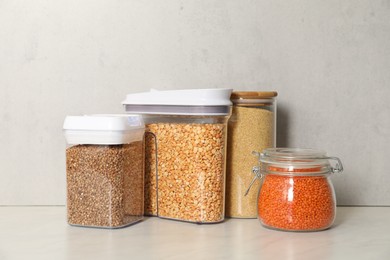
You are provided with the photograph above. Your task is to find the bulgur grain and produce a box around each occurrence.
[226,106,274,218]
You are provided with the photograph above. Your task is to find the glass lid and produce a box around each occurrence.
[258,148,343,175]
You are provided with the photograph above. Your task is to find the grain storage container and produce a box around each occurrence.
[226,91,277,218]
[123,89,232,223]
[256,148,343,232]
[63,115,145,228]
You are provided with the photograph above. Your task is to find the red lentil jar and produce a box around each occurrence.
[256,148,343,232]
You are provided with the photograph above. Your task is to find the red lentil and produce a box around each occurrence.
[258,174,335,231]
[256,148,343,232]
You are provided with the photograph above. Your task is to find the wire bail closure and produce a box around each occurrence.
[244,151,263,196]
[327,156,344,174]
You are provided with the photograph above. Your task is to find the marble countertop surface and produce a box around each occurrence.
[0,206,389,259]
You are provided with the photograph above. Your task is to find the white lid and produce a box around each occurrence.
[63,115,145,145]
[122,88,233,115]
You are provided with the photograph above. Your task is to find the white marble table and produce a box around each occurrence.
[0,206,388,259]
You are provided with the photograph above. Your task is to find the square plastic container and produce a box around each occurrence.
[123,89,232,223]
[63,115,145,228]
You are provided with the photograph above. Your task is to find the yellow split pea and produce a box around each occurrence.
[144,122,226,223]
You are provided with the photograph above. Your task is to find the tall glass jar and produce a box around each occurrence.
[226,91,277,218]
[256,148,343,232]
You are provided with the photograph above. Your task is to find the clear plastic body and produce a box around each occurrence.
[257,148,342,232]
[226,92,277,218]
[66,141,144,228]
[143,115,230,223]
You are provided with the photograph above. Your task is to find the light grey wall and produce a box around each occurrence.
[1,0,389,205]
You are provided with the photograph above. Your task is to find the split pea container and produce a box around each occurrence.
[123,89,232,223]
[63,115,145,228]
[226,91,277,218]
[255,148,343,232]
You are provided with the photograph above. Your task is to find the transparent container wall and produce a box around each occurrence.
[66,142,144,228]
[226,99,276,218]
[258,174,336,231]
[143,115,229,223]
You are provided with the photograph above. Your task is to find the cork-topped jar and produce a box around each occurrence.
[226,91,277,218]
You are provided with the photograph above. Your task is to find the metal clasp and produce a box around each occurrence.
[326,156,344,174]
[244,151,263,196]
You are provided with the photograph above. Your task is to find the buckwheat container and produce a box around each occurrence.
[123,89,232,223]
[63,115,145,228]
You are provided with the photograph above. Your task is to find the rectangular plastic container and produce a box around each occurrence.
[63,115,145,228]
[123,89,232,223]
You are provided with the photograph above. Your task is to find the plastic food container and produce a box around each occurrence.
[255,148,343,232]
[63,115,145,228]
[123,89,232,223]
[226,91,277,218]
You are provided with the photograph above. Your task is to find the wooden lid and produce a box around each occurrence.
[231,91,278,99]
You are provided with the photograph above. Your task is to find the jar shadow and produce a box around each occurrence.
[332,206,354,227]
[276,103,290,147]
